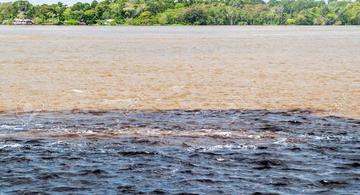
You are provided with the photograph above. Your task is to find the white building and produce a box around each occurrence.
[13,19,33,25]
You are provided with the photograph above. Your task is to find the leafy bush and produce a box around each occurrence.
[286,18,296,25]
[64,19,79,25]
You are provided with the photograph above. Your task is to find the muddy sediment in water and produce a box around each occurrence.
[0,26,359,118]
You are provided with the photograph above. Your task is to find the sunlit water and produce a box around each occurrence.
[1,110,359,194]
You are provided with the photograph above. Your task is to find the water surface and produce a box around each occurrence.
[0,26,359,194]
[0,26,359,118]
[1,110,360,194]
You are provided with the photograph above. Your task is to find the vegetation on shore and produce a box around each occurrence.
[0,0,359,25]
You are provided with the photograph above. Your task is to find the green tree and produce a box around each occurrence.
[84,9,97,24]
[183,5,208,25]
[0,3,14,23]
[12,0,34,19]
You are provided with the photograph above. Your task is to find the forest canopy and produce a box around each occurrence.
[0,0,359,25]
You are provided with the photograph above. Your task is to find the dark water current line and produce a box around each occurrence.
[0,109,359,194]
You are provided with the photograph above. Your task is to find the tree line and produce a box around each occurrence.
[0,0,359,25]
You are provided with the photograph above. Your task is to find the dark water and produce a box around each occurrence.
[0,110,359,194]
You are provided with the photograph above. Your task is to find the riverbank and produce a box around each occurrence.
[1,0,360,25]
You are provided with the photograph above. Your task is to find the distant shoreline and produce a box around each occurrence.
[0,24,359,26]
[1,0,359,26]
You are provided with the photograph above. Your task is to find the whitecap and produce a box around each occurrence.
[0,143,22,149]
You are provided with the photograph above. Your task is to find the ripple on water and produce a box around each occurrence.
[0,110,359,194]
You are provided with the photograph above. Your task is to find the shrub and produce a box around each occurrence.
[64,19,79,25]
[286,18,296,25]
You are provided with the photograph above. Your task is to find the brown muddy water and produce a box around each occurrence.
[0,26,360,194]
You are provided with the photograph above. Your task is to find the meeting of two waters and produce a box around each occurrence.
[0,26,359,194]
